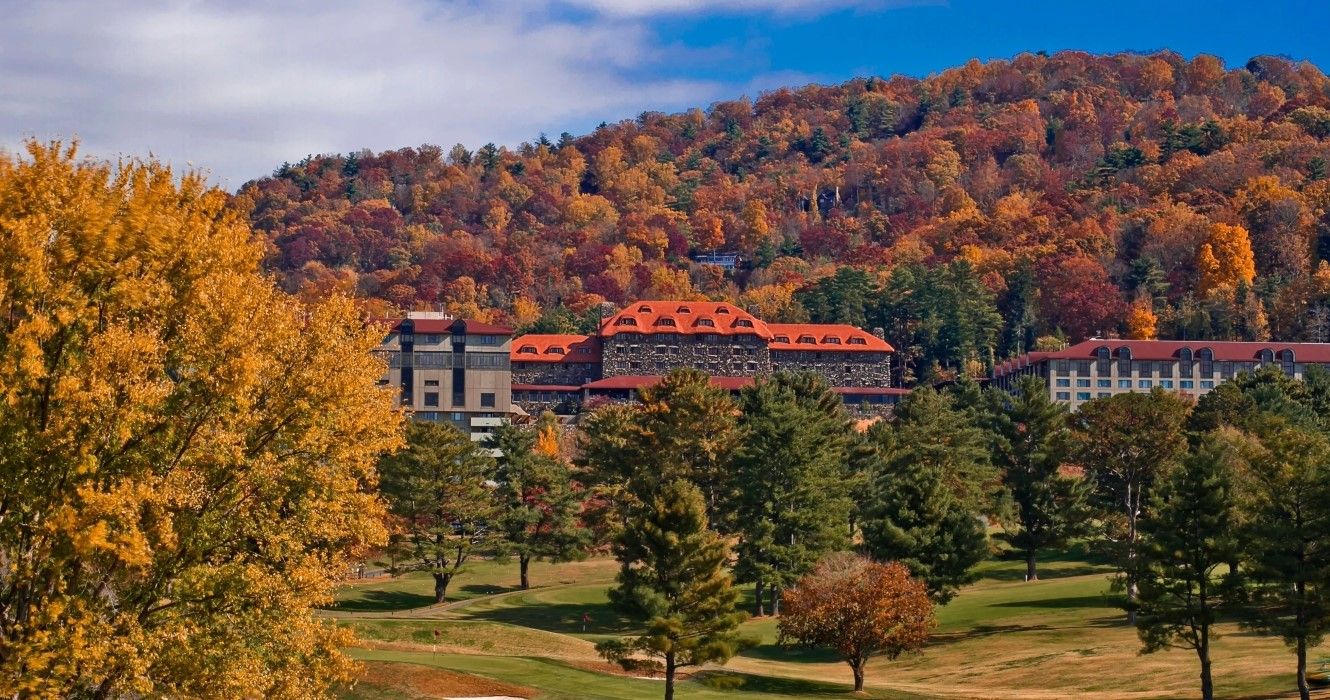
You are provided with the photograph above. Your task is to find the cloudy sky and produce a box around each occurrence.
[2,0,1325,189]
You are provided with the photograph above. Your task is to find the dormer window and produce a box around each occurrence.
[847,337,866,345]
[697,318,715,327]
[546,347,566,355]
[655,317,677,327]
[822,336,842,344]
[676,305,692,313]
[518,345,537,354]
[616,317,637,326]
[735,319,753,328]
[797,335,816,344]
[716,307,730,314]
[774,335,790,343]
[637,305,653,312]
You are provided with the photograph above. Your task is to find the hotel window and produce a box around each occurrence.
[1281,350,1296,376]
[1056,378,1071,388]
[1118,379,1132,389]
[1139,379,1153,388]
[1076,378,1090,388]
[1056,360,1070,376]
[1198,349,1214,377]
[1158,363,1173,378]
[425,379,440,387]
[1075,361,1091,375]
[1076,392,1091,401]
[1200,380,1215,389]
[1056,391,1071,401]
[1097,379,1112,388]
[1095,347,1111,376]
[1160,380,1174,389]
[1219,362,1234,379]
[1179,348,1194,377]
[424,392,439,407]
[1098,392,1111,399]
[1117,347,1132,375]
[1180,380,1195,389]
[481,393,496,408]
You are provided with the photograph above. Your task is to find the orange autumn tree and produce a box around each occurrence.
[1125,298,1159,339]
[779,554,935,692]
[1196,223,1256,297]
[0,143,402,698]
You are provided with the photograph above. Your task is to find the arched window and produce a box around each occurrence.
[1281,349,1296,376]
[637,304,653,313]
[1179,348,1194,378]
[1095,346,1111,376]
[1198,348,1214,377]
[676,305,692,313]
[716,307,731,314]
[1259,348,1274,364]
[1117,346,1132,375]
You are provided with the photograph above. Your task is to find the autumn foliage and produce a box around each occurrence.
[240,51,1330,353]
[0,143,402,698]
[779,554,935,691]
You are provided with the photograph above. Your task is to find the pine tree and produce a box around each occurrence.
[1134,433,1241,700]
[597,480,749,700]
[860,389,991,604]
[378,421,501,603]
[987,376,1089,581]
[489,423,590,590]
[1241,421,1330,700]
[732,373,855,616]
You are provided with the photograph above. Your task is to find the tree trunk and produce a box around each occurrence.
[664,651,676,700]
[433,572,451,604]
[754,580,766,617]
[1297,635,1309,700]
[520,554,531,590]
[1126,486,1138,625]
[1198,625,1213,700]
[1025,550,1038,582]
[770,587,781,615]
[851,660,865,692]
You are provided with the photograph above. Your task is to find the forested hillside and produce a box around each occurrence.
[237,51,1330,382]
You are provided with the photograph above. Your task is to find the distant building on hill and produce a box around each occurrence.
[692,252,741,270]
[372,312,514,442]
[511,300,900,414]
[993,338,1330,409]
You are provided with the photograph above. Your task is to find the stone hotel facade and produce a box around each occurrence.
[993,338,1330,409]
[511,301,903,413]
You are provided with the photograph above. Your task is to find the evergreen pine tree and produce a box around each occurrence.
[987,376,1089,581]
[732,373,855,615]
[860,389,991,604]
[597,480,749,700]
[1134,432,1241,700]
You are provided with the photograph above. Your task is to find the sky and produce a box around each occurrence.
[1,0,1326,189]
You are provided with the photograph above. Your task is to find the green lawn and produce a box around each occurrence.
[331,557,619,612]
[333,550,1312,699]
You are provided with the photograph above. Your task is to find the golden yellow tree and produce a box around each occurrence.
[1196,223,1256,296]
[0,143,402,699]
[1125,298,1159,339]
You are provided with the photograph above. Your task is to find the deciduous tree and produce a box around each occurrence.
[779,554,935,692]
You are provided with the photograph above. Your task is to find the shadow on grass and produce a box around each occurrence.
[740,642,841,664]
[457,601,639,636]
[331,590,436,613]
[990,594,1108,610]
[930,623,1053,646]
[980,565,1116,582]
[458,583,517,596]
[695,670,861,697]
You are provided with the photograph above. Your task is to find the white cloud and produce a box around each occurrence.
[0,0,736,187]
[557,0,898,17]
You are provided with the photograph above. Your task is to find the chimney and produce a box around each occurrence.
[872,327,885,339]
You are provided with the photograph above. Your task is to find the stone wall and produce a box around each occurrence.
[770,350,892,388]
[511,361,601,386]
[601,334,771,377]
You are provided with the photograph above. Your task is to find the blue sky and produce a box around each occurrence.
[1,0,1325,187]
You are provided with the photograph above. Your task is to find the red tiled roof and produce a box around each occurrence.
[510,334,602,363]
[767,323,894,352]
[512,383,582,392]
[993,339,1330,377]
[371,317,513,335]
[582,375,757,391]
[599,301,774,340]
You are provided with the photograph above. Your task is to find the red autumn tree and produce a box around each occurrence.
[778,554,934,692]
[1038,255,1125,341]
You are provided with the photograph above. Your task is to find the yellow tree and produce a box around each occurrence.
[0,143,402,698]
[1196,223,1256,297]
[1125,298,1158,339]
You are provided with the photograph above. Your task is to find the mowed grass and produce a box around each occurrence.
[331,557,620,612]
[334,550,1317,699]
